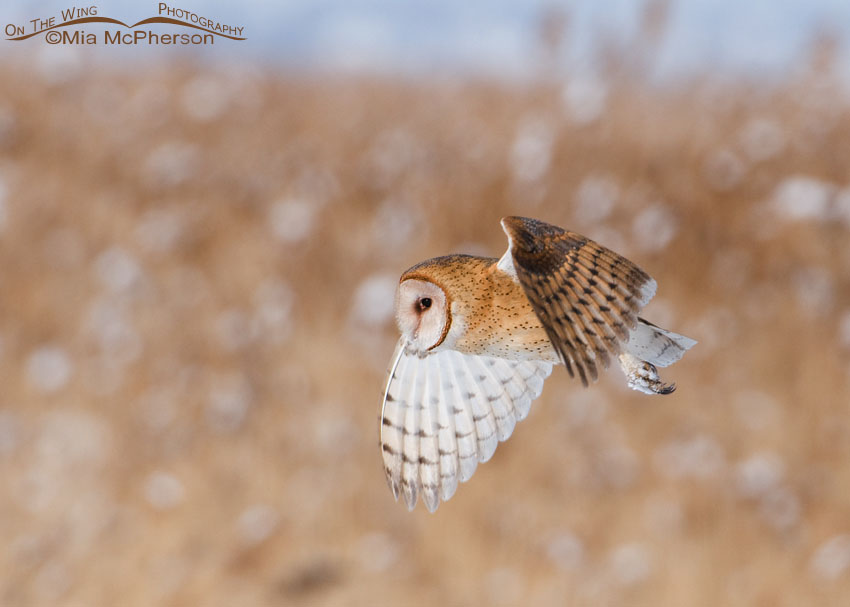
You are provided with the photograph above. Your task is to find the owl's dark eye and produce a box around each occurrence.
[418,297,432,311]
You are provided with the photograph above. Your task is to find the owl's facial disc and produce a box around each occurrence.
[395,278,449,352]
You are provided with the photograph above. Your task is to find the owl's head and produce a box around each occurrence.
[395,254,489,353]
[395,277,450,353]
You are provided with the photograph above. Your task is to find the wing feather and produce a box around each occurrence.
[469,355,517,442]
[380,340,406,499]
[400,349,423,510]
[512,361,550,419]
[456,353,499,462]
[417,355,441,512]
[379,340,553,511]
[546,269,608,380]
[447,356,480,482]
[501,216,656,387]
[435,355,460,502]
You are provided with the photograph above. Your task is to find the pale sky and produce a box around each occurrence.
[3,0,850,80]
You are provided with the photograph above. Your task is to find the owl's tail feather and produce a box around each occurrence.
[618,319,696,395]
[625,318,697,368]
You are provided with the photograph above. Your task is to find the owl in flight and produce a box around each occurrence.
[380,216,696,512]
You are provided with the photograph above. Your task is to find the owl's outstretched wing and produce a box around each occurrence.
[500,216,656,387]
[380,339,553,512]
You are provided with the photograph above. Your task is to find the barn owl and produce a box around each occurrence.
[380,216,696,512]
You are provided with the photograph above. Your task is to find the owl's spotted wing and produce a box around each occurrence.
[380,339,553,512]
[500,216,656,387]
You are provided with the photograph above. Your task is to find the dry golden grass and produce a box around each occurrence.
[1,52,850,606]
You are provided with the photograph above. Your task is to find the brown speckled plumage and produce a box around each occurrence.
[501,216,656,386]
[401,254,557,362]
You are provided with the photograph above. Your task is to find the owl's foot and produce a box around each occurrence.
[618,353,676,395]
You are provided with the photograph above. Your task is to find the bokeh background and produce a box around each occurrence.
[2,1,850,605]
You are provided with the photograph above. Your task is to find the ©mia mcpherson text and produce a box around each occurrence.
[5,3,245,44]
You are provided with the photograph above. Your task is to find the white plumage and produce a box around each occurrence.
[625,320,698,368]
[381,341,552,512]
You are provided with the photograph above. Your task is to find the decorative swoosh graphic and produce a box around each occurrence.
[6,16,246,41]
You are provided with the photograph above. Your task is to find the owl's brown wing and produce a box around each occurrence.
[500,216,657,386]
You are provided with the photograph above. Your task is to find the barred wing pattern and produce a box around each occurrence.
[503,217,657,387]
[380,339,553,512]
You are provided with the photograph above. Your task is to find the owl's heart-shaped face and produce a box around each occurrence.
[395,278,449,353]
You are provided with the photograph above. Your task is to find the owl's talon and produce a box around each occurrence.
[658,382,676,395]
[619,352,677,395]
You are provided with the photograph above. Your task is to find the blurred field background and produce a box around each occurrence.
[3,1,850,605]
